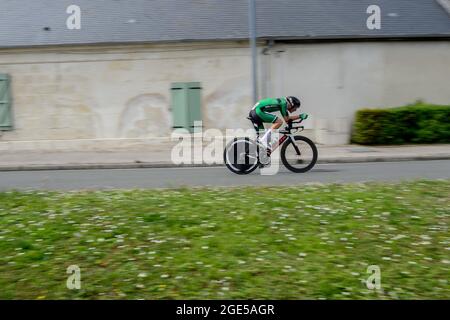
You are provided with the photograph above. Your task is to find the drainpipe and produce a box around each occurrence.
[261,40,275,98]
[248,0,258,103]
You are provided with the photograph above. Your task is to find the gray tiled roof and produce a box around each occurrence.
[0,0,449,48]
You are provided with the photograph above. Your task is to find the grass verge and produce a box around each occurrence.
[0,180,449,299]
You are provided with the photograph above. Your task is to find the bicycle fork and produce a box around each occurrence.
[287,135,302,156]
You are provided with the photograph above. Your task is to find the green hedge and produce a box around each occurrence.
[351,102,450,145]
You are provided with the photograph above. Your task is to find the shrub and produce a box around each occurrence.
[351,102,450,145]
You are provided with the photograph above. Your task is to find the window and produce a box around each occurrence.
[0,74,12,130]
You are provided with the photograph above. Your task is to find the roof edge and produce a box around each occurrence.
[1,34,449,50]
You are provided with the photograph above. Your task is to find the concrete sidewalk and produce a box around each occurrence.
[0,143,449,171]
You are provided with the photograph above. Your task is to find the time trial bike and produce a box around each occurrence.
[223,117,318,174]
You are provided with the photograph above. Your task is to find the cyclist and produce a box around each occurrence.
[248,96,307,149]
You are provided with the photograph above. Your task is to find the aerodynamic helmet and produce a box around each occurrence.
[286,96,301,109]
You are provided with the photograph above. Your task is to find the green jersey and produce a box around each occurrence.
[252,97,288,123]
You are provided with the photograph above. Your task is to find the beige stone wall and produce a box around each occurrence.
[0,40,449,149]
[0,42,254,147]
[266,41,450,144]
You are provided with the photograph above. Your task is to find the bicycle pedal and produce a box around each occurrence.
[259,155,271,166]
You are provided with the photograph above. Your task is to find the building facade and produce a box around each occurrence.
[0,0,449,150]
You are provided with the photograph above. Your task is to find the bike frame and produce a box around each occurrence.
[267,133,289,155]
[259,122,304,157]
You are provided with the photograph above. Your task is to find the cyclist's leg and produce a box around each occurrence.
[270,118,283,130]
[249,110,265,136]
[262,118,283,148]
[256,109,281,148]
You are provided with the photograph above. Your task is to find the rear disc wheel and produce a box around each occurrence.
[223,137,259,175]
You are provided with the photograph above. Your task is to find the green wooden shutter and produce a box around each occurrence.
[187,82,202,131]
[171,82,190,130]
[0,74,12,130]
[170,82,202,133]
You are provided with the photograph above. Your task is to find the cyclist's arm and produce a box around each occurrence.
[285,114,301,121]
[279,98,299,122]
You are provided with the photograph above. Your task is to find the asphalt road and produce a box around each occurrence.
[0,160,449,191]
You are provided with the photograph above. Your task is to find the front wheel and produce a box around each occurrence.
[280,136,318,173]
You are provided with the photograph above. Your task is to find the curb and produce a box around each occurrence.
[316,155,450,164]
[0,155,449,171]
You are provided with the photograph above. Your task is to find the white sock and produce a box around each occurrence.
[261,130,272,148]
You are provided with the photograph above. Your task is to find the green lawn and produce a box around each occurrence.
[0,180,449,299]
